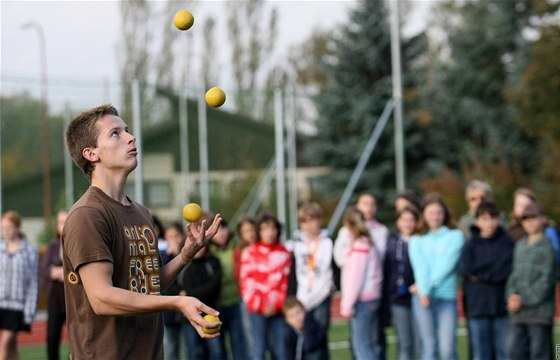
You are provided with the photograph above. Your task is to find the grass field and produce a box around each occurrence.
[19,321,560,359]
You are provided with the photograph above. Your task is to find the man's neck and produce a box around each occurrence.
[91,171,130,205]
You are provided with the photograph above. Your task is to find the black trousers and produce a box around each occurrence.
[46,302,66,360]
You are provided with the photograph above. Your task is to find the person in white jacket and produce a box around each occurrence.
[285,201,334,359]
[334,192,389,268]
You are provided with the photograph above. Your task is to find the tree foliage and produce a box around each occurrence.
[303,0,428,205]
[416,0,558,213]
[507,20,560,213]
[227,0,278,118]
[1,94,65,182]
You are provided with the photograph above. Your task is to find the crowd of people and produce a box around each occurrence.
[0,103,557,360]
[0,181,558,360]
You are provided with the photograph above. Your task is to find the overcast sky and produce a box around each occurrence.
[1,0,430,111]
[1,1,362,79]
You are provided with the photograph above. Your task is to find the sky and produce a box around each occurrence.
[0,0,431,111]
[1,1,360,79]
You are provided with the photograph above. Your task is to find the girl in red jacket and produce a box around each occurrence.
[240,213,291,360]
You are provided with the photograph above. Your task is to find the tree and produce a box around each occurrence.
[415,0,541,202]
[227,0,278,119]
[1,94,65,182]
[304,0,428,206]
[508,21,560,214]
[201,17,218,88]
[118,0,153,121]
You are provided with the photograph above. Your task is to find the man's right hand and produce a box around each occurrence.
[177,296,221,338]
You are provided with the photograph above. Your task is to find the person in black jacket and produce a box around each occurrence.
[283,296,328,360]
[459,201,514,360]
[383,206,420,360]
[176,245,223,360]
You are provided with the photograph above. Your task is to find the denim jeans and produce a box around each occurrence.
[391,304,418,360]
[507,322,552,360]
[308,295,331,358]
[240,301,254,359]
[350,299,380,360]
[163,323,182,360]
[412,296,458,360]
[468,316,509,360]
[182,322,225,360]
[218,301,250,360]
[249,312,287,360]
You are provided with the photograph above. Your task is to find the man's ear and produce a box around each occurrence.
[82,147,99,162]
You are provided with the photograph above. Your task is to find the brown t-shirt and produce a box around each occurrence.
[62,186,164,359]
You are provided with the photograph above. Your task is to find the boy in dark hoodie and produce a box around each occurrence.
[459,200,514,360]
[282,297,328,360]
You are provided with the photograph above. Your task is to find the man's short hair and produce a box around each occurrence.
[66,104,119,180]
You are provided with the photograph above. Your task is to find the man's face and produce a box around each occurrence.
[357,194,377,221]
[89,115,137,175]
[476,213,499,238]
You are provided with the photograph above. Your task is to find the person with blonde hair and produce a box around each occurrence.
[0,210,39,360]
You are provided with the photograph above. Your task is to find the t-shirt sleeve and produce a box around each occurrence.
[63,206,114,272]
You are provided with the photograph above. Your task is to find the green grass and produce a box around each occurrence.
[19,322,560,359]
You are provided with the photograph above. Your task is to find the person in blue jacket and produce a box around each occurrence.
[459,200,514,360]
[408,193,464,360]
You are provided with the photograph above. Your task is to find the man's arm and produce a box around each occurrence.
[160,215,222,291]
[79,260,221,338]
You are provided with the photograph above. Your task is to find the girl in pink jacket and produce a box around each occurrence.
[340,206,383,360]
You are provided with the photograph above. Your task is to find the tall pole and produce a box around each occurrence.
[328,100,394,235]
[22,21,52,226]
[132,79,144,204]
[64,108,74,210]
[179,90,190,205]
[198,89,210,211]
[274,89,286,236]
[0,106,3,218]
[286,90,298,237]
[389,0,406,192]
